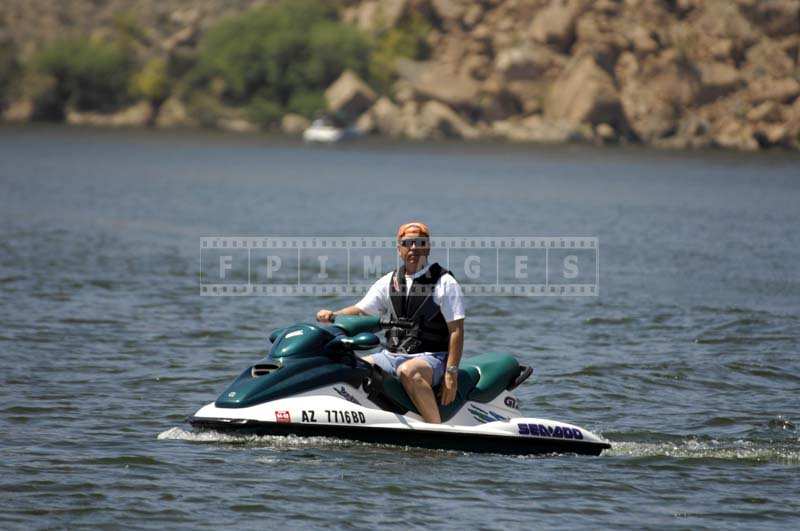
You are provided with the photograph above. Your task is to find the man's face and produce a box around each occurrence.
[397,228,430,268]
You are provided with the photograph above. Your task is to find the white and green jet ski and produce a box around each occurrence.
[189,316,611,456]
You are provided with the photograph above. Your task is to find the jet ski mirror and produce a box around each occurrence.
[327,332,380,351]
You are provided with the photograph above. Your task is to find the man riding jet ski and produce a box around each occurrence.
[188,222,611,455]
[317,221,461,424]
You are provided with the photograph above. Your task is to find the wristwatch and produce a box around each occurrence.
[446,366,459,374]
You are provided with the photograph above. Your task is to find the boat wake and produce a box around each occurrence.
[157,426,362,448]
[606,437,800,463]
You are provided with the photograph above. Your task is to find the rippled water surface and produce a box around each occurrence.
[1,126,799,529]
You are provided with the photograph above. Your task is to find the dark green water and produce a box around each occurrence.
[1,126,799,529]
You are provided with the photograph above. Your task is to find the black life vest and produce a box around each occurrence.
[385,262,452,354]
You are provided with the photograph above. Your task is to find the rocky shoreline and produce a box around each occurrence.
[2,0,799,151]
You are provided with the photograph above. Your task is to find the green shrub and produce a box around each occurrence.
[286,90,325,118]
[186,91,229,128]
[194,0,370,110]
[32,36,135,116]
[112,11,148,46]
[0,37,18,105]
[246,97,283,128]
[132,57,170,104]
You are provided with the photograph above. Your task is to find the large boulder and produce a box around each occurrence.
[747,77,800,104]
[691,0,759,45]
[627,26,660,56]
[462,54,492,80]
[371,97,404,137]
[354,109,376,134]
[492,115,592,143]
[345,0,409,33]
[747,101,784,123]
[415,100,480,140]
[281,113,310,135]
[494,45,565,81]
[695,62,743,104]
[784,98,800,149]
[747,0,800,38]
[712,118,760,151]
[572,10,629,70]
[618,51,699,142]
[753,123,793,148]
[462,4,484,28]
[679,1,759,62]
[66,101,154,127]
[529,0,584,53]
[431,0,468,26]
[395,58,481,109]
[545,55,624,128]
[506,80,550,114]
[652,115,713,150]
[324,70,377,121]
[2,100,34,122]
[479,87,524,122]
[743,39,795,79]
[217,117,258,133]
[155,97,197,128]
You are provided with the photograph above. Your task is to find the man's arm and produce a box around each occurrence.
[440,318,464,405]
[316,306,366,323]
[317,274,389,322]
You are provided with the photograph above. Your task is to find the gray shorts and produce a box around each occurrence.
[368,349,448,386]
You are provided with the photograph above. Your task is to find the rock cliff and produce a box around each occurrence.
[2,0,799,150]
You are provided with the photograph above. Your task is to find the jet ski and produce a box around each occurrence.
[188,316,611,456]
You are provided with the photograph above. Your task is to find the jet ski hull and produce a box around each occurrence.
[188,415,610,455]
[188,390,611,456]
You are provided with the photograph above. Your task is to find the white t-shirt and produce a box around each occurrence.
[355,264,465,323]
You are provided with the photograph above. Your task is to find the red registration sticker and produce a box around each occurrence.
[275,411,291,424]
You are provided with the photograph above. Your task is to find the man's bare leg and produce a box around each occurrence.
[396,358,441,424]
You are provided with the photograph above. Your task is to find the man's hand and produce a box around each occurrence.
[440,371,458,405]
[316,309,335,323]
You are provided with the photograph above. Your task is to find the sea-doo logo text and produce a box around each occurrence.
[518,423,583,440]
[334,385,360,405]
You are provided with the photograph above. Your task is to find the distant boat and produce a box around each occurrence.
[302,118,359,144]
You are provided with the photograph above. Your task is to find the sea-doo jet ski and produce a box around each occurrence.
[189,316,611,456]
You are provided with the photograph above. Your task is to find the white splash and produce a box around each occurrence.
[156,426,356,448]
[606,438,800,463]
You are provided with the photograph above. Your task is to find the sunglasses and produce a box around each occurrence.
[399,237,429,248]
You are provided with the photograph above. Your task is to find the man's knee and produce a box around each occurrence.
[397,360,432,385]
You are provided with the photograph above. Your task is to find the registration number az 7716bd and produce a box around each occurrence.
[301,409,366,424]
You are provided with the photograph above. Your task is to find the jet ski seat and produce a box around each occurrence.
[377,353,521,421]
[460,353,520,403]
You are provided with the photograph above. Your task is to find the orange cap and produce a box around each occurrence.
[396,221,431,240]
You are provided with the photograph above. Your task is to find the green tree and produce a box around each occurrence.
[32,36,135,117]
[131,57,170,105]
[0,35,19,106]
[194,0,370,119]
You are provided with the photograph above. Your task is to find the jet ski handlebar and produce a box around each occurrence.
[327,314,413,333]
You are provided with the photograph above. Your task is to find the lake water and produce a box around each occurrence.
[1,125,799,529]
